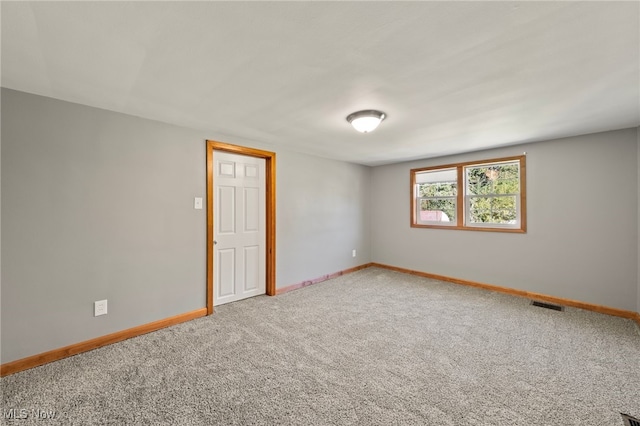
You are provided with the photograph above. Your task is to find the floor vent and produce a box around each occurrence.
[621,413,640,426]
[530,300,564,311]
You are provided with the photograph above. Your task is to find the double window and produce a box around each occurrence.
[411,155,526,232]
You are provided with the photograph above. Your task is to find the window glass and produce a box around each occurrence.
[415,168,456,224]
[465,161,520,227]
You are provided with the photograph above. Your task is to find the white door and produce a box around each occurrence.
[213,151,266,306]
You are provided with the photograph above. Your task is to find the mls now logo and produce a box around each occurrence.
[3,408,57,420]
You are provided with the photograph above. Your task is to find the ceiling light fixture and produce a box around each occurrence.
[346,110,386,133]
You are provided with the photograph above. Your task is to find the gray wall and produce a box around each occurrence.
[1,89,371,363]
[371,128,639,312]
[277,151,370,286]
[638,128,640,313]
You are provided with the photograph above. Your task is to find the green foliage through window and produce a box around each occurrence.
[418,181,456,221]
[419,182,457,197]
[466,163,519,224]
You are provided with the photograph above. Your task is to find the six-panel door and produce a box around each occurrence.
[213,151,266,306]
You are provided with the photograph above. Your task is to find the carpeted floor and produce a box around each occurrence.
[2,267,639,425]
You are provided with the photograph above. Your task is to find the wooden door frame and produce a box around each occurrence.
[206,140,276,315]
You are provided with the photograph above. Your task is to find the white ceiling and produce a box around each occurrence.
[2,1,639,166]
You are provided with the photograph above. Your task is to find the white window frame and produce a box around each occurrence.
[463,159,522,229]
[414,167,457,226]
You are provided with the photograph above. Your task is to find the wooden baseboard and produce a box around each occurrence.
[4,265,637,376]
[370,263,640,322]
[0,308,207,377]
[276,263,373,295]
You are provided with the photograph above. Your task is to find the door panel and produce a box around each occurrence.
[217,248,236,298]
[243,245,259,291]
[217,186,236,234]
[213,151,266,306]
[244,187,259,232]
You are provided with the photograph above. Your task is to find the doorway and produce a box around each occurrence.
[206,140,276,314]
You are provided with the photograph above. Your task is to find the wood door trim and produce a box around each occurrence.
[206,140,276,314]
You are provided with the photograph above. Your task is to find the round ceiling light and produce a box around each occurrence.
[346,110,386,133]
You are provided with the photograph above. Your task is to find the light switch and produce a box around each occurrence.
[194,197,203,210]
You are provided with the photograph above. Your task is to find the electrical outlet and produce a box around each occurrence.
[352,249,357,258]
[94,300,108,317]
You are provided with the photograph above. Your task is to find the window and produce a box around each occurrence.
[411,155,526,232]
[414,167,457,226]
